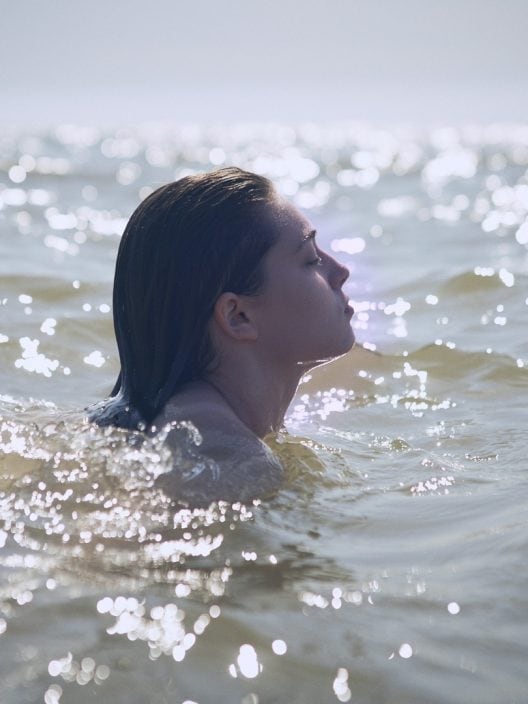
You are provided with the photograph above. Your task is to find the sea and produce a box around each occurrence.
[1,121,527,704]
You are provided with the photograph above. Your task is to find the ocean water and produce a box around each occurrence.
[1,122,527,704]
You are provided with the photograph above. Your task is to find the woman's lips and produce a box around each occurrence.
[345,300,354,317]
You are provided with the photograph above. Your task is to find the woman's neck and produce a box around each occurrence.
[204,363,303,438]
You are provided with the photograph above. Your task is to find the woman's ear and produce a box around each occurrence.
[212,292,258,341]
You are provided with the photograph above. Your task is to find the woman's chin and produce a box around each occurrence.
[336,326,356,355]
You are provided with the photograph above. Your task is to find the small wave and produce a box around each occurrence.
[409,343,528,388]
[438,268,521,295]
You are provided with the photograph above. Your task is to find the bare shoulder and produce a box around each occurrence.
[154,400,283,505]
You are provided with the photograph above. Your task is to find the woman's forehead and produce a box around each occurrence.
[271,198,314,247]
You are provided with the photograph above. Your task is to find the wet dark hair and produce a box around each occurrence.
[89,167,278,429]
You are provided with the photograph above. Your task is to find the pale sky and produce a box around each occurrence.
[1,0,527,125]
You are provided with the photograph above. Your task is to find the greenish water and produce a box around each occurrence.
[1,123,527,703]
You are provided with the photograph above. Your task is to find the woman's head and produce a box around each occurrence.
[96,167,279,428]
[239,198,354,369]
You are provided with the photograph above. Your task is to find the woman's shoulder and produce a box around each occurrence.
[154,393,283,505]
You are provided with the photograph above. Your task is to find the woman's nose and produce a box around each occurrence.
[337,260,350,287]
[327,253,349,289]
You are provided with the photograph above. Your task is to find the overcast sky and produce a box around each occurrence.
[1,0,527,125]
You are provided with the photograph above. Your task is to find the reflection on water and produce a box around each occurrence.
[1,122,528,703]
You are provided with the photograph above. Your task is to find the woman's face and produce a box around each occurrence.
[251,197,355,368]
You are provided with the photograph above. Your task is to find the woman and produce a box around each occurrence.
[90,167,355,503]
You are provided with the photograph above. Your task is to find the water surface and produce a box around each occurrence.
[1,122,527,703]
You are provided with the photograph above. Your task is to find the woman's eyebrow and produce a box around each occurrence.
[295,229,317,252]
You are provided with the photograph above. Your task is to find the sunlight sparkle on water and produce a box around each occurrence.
[331,237,366,255]
[498,268,515,287]
[271,639,287,655]
[46,211,77,231]
[422,147,477,185]
[300,590,329,609]
[193,614,211,635]
[83,350,105,368]
[399,643,413,658]
[44,234,79,256]
[40,318,57,336]
[377,196,418,218]
[116,161,142,186]
[44,684,62,704]
[474,266,495,277]
[15,337,59,377]
[47,652,110,689]
[233,644,262,679]
[333,667,352,702]
[383,298,411,317]
[97,596,211,663]
[8,165,26,184]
